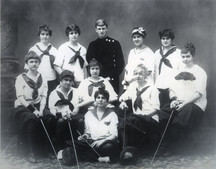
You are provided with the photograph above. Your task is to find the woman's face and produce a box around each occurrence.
[181,51,194,67]
[68,31,79,43]
[60,77,73,90]
[27,58,40,71]
[132,34,144,47]
[134,68,148,84]
[89,65,100,78]
[40,30,50,44]
[95,94,108,107]
[161,36,172,47]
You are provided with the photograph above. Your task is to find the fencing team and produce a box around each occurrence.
[13,19,207,165]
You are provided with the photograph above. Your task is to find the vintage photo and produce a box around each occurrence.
[1,0,216,168]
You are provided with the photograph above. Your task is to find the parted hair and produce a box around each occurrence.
[59,70,75,81]
[25,51,41,63]
[86,58,102,75]
[37,24,52,36]
[65,24,81,36]
[159,29,175,40]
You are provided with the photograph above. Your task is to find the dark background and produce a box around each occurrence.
[1,0,216,128]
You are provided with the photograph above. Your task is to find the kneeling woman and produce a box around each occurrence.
[61,87,119,165]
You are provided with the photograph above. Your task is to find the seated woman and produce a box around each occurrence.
[119,64,161,164]
[14,51,49,163]
[77,58,118,111]
[48,70,83,151]
[159,42,207,155]
[60,87,119,165]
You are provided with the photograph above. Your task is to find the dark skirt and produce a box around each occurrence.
[65,139,119,163]
[13,106,40,131]
[118,113,160,147]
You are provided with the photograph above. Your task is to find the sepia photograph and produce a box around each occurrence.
[1,0,216,168]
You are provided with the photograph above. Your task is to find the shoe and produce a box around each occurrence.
[119,146,138,165]
[27,153,37,163]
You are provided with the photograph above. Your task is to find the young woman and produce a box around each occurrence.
[77,58,118,108]
[48,70,82,151]
[79,87,119,162]
[119,64,161,164]
[122,27,155,89]
[59,88,119,165]
[14,51,48,163]
[154,29,182,109]
[159,42,207,155]
[54,24,88,88]
[26,24,59,100]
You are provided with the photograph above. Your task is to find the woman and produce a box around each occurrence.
[14,51,48,162]
[119,64,161,164]
[77,58,118,109]
[48,70,82,151]
[122,27,155,89]
[154,29,182,109]
[60,87,119,165]
[26,24,59,100]
[54,24,88,88]
[159,42,207,156]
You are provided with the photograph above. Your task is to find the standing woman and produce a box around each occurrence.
[122,27,155,89]
[54,24,88,88]
[14,51,48,162]
[154,29,182,108]
[77,58,118,109]
[27,24,59,101]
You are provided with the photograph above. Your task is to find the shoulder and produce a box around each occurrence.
[16,74,24,81]
[107,37,120,44]
[155,48,160,53]
[58,42,68,49]
[78,43,87,51]
[194,65,207,77]
[145,46,154,53]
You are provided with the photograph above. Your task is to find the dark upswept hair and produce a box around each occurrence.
[25,51,41,63]
[65,24,81,36]
[37,24,52,36]
[86,58,102,75]
[59,70,75,81]
[181,42,196,57]
[159,29,175,40]
[94,86,110,101]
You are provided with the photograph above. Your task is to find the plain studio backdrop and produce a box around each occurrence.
[1,0,216,129]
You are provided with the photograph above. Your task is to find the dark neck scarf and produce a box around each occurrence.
[54,90,74,111]
[175,72,196,81]
[158,46,177,74]
[22,73,43,100]
[134,86,150,111]
[68,46,84,68]
[36,44,55,69]
[88,80,105,96]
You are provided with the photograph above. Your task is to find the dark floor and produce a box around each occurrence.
[1,127,216,169]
